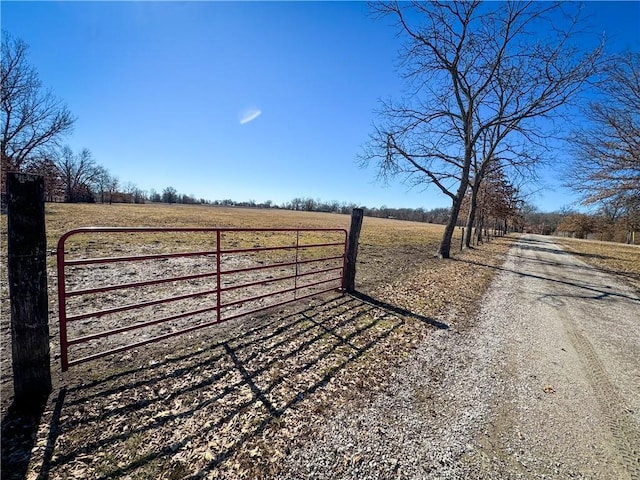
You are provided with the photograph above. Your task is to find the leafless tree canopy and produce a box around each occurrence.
[1,32,75,186]
[568,52,640,209]
[362,1,602,258]
[53,146,102,203]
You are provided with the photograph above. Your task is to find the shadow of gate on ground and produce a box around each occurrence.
[2,291,447,480]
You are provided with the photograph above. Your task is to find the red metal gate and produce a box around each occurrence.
[57,227,347,371]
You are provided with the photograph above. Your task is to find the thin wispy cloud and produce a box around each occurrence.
[239,108,262,125]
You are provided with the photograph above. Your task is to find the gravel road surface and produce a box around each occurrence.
[279,234,640,479]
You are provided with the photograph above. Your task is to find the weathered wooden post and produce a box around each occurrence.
[342,208,363,293]
[6,172,52,407]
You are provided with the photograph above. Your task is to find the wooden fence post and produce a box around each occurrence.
[342,208,363,293]
[6,172,52,407]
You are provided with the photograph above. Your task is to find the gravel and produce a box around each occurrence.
[276,301,499,479]
[276,234,640,480]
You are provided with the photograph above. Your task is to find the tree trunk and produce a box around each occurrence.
[464,181,480,248]
[476,214,484,244]
[439,187,467,259]
[439,111,473,259]
[438,204,460,259]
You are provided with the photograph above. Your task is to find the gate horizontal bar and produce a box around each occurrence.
[66,286,219,322]
[220,241,345,255]
[66,270,217,297]
[220,265,343,293]
[67,286,342,369]
[221,276,341,310]
[64,250,217,266]
[58,226,348,371]
[220,254,344,276]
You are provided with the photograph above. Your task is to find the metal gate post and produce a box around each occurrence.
[57,236,69,372]
[294,230,300,299]
[216,230,222,322]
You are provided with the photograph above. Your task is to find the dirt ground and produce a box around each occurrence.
[1,216,507,480]
[3,213,638,479]
[273,234,639,480]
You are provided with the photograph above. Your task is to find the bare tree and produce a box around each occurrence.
[122,181,137,200]
[92,165,110,203]
[362,1,602,258]
[1,32,75,191]
[162,186,178,204]
[54,146,100,202]
[567,52,640,209]
[463,132,543,248]
[149,188,161,203]
[566,52,640,244]
[27,157,64,201]
[106,174,119,204]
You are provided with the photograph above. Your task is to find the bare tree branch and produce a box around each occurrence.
[1,31,75,193]
[567,52,640,218]
[362,1,602,258]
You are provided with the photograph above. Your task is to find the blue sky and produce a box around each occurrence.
[2,1,639,212]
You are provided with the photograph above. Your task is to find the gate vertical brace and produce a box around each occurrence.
[294,230,300,299]
[216,230,222,323]
[57,236,69,372]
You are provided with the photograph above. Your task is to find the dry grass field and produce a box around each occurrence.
[2,203,637,479]
[554,236,640,288]
[39,202,438,249]
[1,202,464,361]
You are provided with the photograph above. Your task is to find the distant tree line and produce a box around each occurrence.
[209,196,455,225]
[521,204,639,245]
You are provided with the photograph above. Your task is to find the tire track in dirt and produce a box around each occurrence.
[538,240,640,480]
[564,321,640,479]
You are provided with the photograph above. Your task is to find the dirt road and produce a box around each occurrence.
[472,234,640,479]
[280,234,640,479]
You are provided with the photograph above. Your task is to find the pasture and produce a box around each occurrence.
[1,202,458,376]
[1,202,495,479]
[555,236,640,289]
[3,203,636,479]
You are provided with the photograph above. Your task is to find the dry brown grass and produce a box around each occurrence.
[0,202,463,391]
[1,203,514,480]
[0,203,455,264]
[553,236,640,289]
[39,202,452,249]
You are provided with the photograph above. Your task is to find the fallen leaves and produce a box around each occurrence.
[12,229,517,480]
